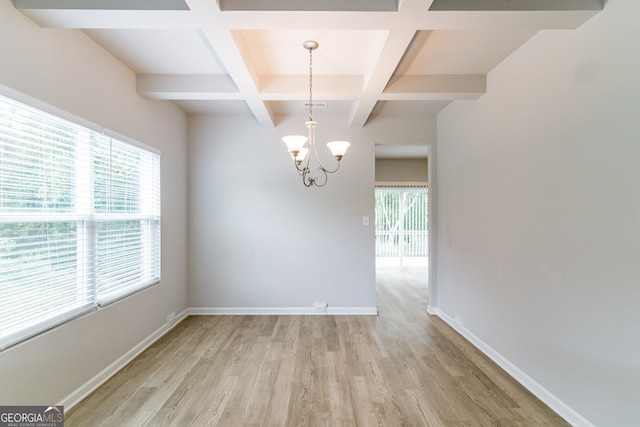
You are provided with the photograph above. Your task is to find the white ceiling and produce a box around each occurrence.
[13,0,602,158]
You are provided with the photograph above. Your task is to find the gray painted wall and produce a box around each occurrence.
[435,0,640,425]
[0,2,188,406]
[187,114,434,312]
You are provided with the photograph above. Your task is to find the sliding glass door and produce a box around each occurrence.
[375,186,428,269]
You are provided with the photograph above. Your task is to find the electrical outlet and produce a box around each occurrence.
[313,302,327,314]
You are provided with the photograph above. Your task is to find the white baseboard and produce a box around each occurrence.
[328,306,378,315]
[61,309,188,410]
[188,306,378,316]
[430,307,596,427]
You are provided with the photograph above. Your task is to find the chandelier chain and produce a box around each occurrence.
[308,46,313,121]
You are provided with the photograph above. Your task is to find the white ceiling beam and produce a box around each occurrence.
[15,0,600,13]
[348,28,416,127]
[219,10,598,31]
[13,9,198,29]
[11,0,603,130]
[15,7,601,32]
[419,10,601,30]
[13,0,189,10]
[347,0,431,127]
[137,74,240,100]
[259,75,362,100]
[218,0,398,12]
[384,75,485,98]
[428,0,603,12]
[196,27,275,127]
[137,73,484,102]
[181,0,276,126]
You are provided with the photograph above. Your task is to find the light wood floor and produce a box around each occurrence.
[66,270,568,426]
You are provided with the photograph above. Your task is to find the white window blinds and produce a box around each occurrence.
[94,137,161,306]
[0,93,160,350]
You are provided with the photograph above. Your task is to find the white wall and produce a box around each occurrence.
[188,114,374,312]
[0,2,188,406]
[435,0,640,425]
[187,114,433,313]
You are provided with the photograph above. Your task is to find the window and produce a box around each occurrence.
[0,93,160,350]
[375,185,428,269]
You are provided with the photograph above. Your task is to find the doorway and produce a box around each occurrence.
[375,184,429,309]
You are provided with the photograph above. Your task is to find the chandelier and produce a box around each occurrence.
[282,40,350,188]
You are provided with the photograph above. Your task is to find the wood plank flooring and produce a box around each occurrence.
[66,270,569,426]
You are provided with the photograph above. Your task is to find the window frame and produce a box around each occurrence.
[0,85,161,351]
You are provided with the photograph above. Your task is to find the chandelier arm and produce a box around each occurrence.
[292,157,308,173]
[322,160,342,174]
[310,136,341,174]
[302,168,315,187]
[312,167,329,187]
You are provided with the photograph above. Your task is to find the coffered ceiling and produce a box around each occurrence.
[12,0,602,157]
